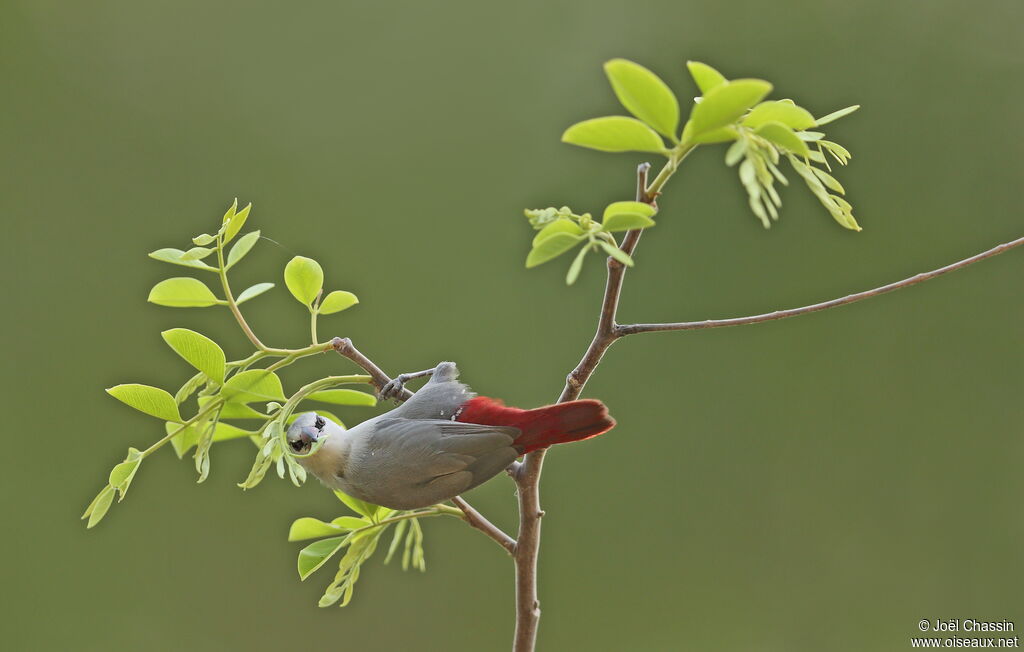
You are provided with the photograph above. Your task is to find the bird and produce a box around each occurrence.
[286,361,615,509]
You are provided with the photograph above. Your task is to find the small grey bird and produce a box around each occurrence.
[286,361,615,509]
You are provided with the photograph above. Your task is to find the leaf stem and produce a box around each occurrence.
[216,233,268,351]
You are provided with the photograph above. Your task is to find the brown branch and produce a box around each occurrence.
[451,496,516,554]
[616,235,1024,336]
[510,162,656,652]
[329,337,515,553]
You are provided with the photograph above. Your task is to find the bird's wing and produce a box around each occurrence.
[351,418,520,508]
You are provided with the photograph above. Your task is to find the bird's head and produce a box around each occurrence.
[286,412,330,456]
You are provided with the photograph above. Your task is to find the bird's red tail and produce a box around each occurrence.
[456,396,615,454]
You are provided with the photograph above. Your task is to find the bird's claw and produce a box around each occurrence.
[379,376,407,401]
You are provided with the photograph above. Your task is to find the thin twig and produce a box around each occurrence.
[329,337,515,553]
[451,496,517,554]
[616,235,1024,336]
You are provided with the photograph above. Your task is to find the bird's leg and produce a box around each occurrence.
[379,368,435,400]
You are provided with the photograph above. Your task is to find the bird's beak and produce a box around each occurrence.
[301,426,320,443]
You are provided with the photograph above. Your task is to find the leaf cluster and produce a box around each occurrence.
[528,58,861,283]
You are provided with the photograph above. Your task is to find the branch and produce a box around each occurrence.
[511,161,662,652]
[451,496,517,554]
[616,235,1024,336]
[330,337,414,399]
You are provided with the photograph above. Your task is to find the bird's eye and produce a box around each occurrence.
[314,416,326,430]
[289,440,305,452]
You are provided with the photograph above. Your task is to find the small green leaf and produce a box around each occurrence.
[318,291,359,315]
[604,58,679,139]
[106,384,182,422]
[686,61,727,94]
[755,121,810,157]
[685,79,773,139]
[222,370,286,403]
[180,247,215,261]
[531,219,584,247]
[161,328,226,384]
[811,166,845,194]
[814,105,860,126]
[602,212,656,232]
[226,230,261,269]
[289,517,348,542]
[236,282,274,304]
[685,125,739,144]
[148,277,220,308]
[334,490,380,520]
[565,245,588,286]
[601,201,657,232]
[562,116,667,153]
[298,535,350,580]
[191,233,216,246]
[148,248,218,272]
[108,451,142,501]
[743,101,816,131]
[83,486,116,529]
[725,139,747,166]
[332,516,370,530]
[603,200,656,219]
[526,232,584,268]
[204,398,267,419]
[284,256,324,307]
[223,202,252,244]
[598,240,634,266]
[306,389,377,406]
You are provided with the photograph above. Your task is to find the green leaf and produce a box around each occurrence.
[602,212,655,232]
[223,202,252,244]
[743,101,816,131]
[685,125,739,144]
[561,116,667,153]
[148,277,220,308]
[306,389,377,407]
[108,449,142,501]
[601,201,657,232]
[236,282,274,304]
[284,256,324,307]
[148,248,218,272]
[811,166,845,194]
[526,232,584,268]
[603,200,656,219]
[318,291,359,315]
[755,121,810,157]
[289,517,349,542]
[222,370,286,403]
[181,247,215,261]
[332,516,370,530]
[202,397,267,419]
[725,139,747,166]
[603,58,679,139]
[686,61,727,94]
[598,240,634,266]
[814,105,860,126]
[298,535,350,580]
[106,384,182,422]
[191,233,216,246]
[685,79,773,139]
[334,490,380,520]
[531,219,584,247]
[565,245,588,286]
[161,328,226,384]
[83,485,116,529]
[226,230,261,269]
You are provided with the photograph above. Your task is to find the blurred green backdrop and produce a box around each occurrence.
[3,1,1022,650]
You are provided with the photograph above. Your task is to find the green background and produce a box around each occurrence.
[3,1,1021,650]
